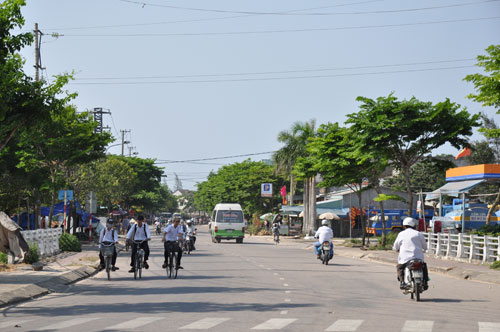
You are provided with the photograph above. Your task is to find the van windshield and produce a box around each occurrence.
[217,210,243,223]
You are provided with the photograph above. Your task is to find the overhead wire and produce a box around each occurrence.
[155,151,277,164]
[69,65,476,85]
[74,58,475,81]
[59,16,500,37]
[117,0,500,16]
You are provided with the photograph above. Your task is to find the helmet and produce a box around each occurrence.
[186,220,192,225]
[155,217,159,221]
[403,217,417,228]
[321,219,329,226]
[106,218,114,224]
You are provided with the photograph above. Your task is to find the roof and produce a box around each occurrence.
[426,179,486,201]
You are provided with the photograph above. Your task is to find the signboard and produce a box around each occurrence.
[261,183,273,197]
[86,191,97,214]
[58,190,73,201]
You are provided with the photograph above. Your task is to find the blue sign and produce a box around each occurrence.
[58,190,73,201]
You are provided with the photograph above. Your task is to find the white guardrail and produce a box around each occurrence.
[21,228,62,256]
[424,233,500,263]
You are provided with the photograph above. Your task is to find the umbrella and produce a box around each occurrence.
[299,211,304,218]
[319,212,340,220]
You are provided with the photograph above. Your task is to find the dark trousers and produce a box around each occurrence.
[99,247,117,266]
[164,241,182,266]
[130,241,150,267]
[397,262,429,283]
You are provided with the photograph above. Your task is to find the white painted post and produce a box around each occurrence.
[446,233,452,257]
[436,233,441,257]
[469,235,475,263]
[483,235,489,264]
[457,233,463,258]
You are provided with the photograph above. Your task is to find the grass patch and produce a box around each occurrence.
[0,251,7,264]
[343,239,362,247]
[490,260,500,270]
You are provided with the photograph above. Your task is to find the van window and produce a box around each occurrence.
[216,210,243,223]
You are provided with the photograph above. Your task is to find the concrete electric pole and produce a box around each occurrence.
[121,129,131,156]
[34,23,44,81]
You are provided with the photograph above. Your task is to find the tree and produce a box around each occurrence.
[346,94,480,215]
[464,44,500,138]
[273,120,317,233]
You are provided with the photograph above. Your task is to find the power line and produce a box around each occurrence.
[155,151,277,164]
[39,0,385,31]
[69,65,476,85]
[117,0,500,16]
[59,16,500,37]
[74,58,475,81]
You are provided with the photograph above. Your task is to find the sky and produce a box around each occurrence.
[16,0,500,190]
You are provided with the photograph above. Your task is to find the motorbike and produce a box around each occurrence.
[402,259,426,301]
[319,241,333,265]
[184,230,196,254]
[155,224,161,235]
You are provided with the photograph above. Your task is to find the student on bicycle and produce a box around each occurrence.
[162,218,184,270]
[99,218,119,271]
[126,215,151,273]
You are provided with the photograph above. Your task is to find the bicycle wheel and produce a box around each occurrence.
[134,257,138,280]
[168,252,174,279]
[138,255,143,279]
[106,256,111,281]
[173,252,178,279]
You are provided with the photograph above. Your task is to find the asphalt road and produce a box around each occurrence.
[1,226,500,332]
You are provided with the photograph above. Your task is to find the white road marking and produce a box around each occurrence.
[0,320,32,329]
[280,278,285,280]
[479,322,500,332]
[284,299,291,302]
[285,290,291,294]
[273,273,278,275]
[401,321,434,332]
[252,318,297,330]
[179,318,230,329]
[280,311,288,315]
[283,283,289,286]
[35,318,98,330]
[325,319,364,331]
[106,317,163,329]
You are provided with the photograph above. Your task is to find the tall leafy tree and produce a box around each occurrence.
[464,44,500,138]
[346,94,480,215]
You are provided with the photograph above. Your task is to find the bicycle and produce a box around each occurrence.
[133,240,146,280]
[273,228,280,245]
[100,241,115,281]
[165,241,179,279]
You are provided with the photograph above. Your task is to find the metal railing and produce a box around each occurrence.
[21,228,62,256]
[424,232,500,263]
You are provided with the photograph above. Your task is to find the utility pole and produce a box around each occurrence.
[34,23,44,81]
[121,129,131,156]
[128,146,137,157]
[92,108,111,133]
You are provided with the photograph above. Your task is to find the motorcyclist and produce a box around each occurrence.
[186,219,196,250]
[154,217,161,234]
[314,220,334,259]
[98,218,119,271]
[126,215,151,273]
[393,217,429,290]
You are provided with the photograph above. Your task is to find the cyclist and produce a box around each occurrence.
[186,219,196,250]
[99,218,119,271]
[162,218,184,270]
[126,215,151,273]
[272,220,280,242]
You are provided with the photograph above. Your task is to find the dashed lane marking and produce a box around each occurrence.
[479,322,500,332]
[34,318,99,331]
[106,317,163,330]
[325,319,364,331]
[401,320,434,332]
[251,318,298,330]
[179,318,231,329]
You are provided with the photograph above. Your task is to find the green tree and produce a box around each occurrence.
[346,94,480,215]
[464,44,500,138]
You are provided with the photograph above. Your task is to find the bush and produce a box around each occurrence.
[25,244,39,264]
[0,251,7,264]
[246,223,263,235]
[368,232,399,250]
[59,233,82,252]
[474,224,500,236]
[490,260,500,270]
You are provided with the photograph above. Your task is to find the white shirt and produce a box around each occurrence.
[392,228,427,264]
[186,225,195,236]
[99,227,118,248]
[315,226,334,243]
[126,223,151,241]
[164,224,184,241]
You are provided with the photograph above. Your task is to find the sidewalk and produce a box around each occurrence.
[0,239,125,308]
[281,236,500,285]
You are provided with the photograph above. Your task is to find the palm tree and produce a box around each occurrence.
[273,120,317,233]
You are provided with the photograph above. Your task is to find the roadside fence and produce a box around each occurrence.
[424,232,500,263]
[21,228,62,256]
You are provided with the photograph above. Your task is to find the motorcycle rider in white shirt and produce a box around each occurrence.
[99,218,119,271]
[393,217,429,290]
[314,220,334,258]
[186,219,196,250]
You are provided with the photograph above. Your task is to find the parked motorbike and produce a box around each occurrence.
[402,259,426,301]
[319,241,333,265]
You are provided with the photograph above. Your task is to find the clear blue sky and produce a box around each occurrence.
[18,0,500,190]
